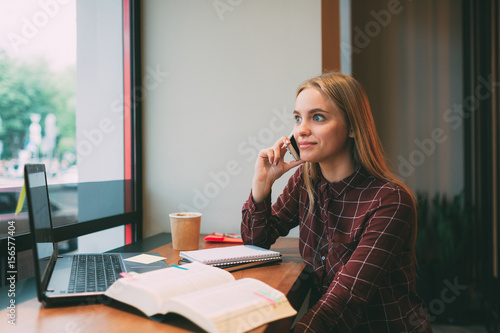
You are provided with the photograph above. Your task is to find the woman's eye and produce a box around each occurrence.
[313,114,325,121]
[295,116,302,123]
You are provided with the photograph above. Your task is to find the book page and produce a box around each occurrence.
[166,278,297,333]
[105,262,234,316]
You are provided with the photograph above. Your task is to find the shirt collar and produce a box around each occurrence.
[318,167,370,198]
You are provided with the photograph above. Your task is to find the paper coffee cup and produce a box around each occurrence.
[169,212,202,250]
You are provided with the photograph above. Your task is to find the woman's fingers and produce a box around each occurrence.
[273,136,290,164]
[266,147,275,165]
[259,135,300,167]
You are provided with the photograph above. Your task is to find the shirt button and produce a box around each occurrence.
[321,256,326,261]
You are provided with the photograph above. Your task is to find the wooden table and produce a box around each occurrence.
[1,235,310,332]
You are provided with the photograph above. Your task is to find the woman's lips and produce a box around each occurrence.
[299,141,316,149]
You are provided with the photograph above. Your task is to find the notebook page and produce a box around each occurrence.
[180,245,281,265]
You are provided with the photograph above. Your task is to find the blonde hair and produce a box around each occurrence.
[297,72,418,259]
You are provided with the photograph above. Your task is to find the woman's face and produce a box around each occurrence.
[293,87,354,170]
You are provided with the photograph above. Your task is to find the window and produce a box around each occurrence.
[0,0,142,279]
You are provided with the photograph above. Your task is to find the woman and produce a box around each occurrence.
[241,72,431,332]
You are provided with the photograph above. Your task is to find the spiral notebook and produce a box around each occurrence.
[179,245,281,267]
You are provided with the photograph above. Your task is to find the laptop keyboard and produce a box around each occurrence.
[68,254,123,293]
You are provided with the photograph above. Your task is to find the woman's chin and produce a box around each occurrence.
[298,154,316,163]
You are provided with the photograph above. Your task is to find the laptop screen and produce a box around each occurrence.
[25,165,56,289]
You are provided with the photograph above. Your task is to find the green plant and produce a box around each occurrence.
[416,191,473,268]
[415,191,477,324]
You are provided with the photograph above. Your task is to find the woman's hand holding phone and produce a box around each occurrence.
[251,135,303,203]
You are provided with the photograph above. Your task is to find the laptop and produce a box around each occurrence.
[24,163,168,306]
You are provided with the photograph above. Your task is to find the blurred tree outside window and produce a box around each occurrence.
[0,0,76,187]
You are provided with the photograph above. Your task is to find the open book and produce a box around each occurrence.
[104,262,297,333]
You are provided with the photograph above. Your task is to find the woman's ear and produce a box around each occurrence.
[348,128,355,138]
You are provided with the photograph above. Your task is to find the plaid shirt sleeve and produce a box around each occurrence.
[241,168,303,248]
[294,186,417,332]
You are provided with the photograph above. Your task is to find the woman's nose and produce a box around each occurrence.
[296,121,311,136]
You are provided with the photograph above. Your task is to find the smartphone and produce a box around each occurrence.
[286,133,300,161]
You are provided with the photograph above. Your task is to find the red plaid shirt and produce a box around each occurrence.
[241,166,432,332]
